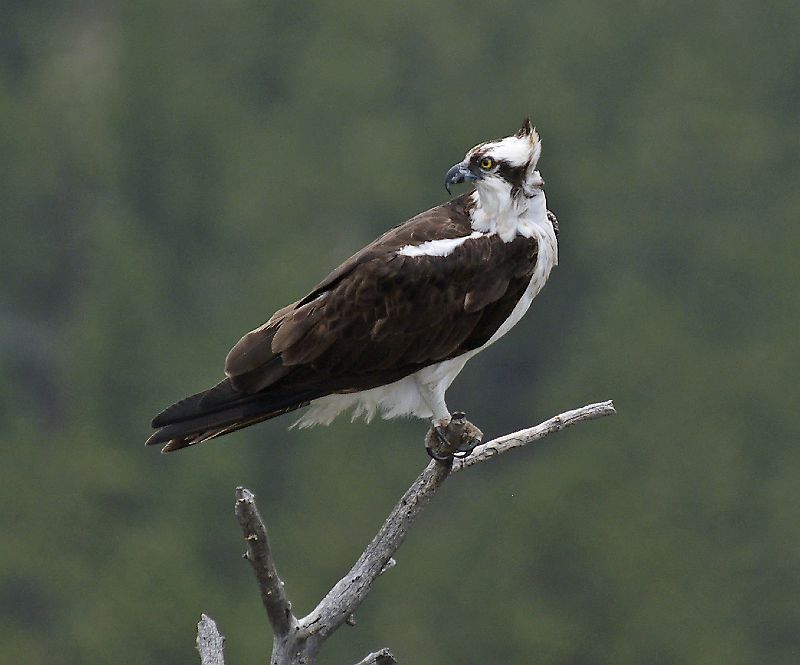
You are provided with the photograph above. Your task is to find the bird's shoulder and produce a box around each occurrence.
[224,193,475,381]
[300,193,476,304]
[263,206,540,373]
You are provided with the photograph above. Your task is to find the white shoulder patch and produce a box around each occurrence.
[397,231,484,258]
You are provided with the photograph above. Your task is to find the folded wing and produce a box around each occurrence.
[147,193,540,451]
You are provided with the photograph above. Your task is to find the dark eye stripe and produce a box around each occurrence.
[470,154,531,190]
[497,161,528,190]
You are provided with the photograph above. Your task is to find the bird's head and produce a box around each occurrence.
[445,118,544,200]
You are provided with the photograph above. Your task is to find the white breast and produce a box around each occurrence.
[482,191,557,347]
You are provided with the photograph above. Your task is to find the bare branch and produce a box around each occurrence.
[234,487,297,637]
[301,400,615,644]
[196,614,226,665]
[353,648,397,665]
[302,458,452,640]
[219,401,614,663]
[452,399,616,472]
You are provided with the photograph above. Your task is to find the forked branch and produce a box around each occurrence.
[198,399,615,664]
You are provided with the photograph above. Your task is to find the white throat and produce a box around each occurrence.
[469,173,548,243]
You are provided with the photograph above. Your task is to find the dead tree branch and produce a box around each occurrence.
[452,399,616,472]
[197,614,226,665]
[301,455,452,644]
[196,399,615,664]
[353,648,397,665]
[235,488,297,637]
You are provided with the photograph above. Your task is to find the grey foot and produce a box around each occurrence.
[425,412,484,461]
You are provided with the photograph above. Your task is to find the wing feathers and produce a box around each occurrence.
[148,192,550,450]
[225,325,277,376]
[465,276,510,313]
[264,231,539,379]
[271,296,327,355]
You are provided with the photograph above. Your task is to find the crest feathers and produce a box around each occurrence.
[516,117,533,139]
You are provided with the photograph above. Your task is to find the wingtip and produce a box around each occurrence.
[144,431,162,447]
[145,428,180,451]
[160,436,198,453]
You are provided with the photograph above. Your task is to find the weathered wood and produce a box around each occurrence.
[196,614,226,665]
[452,399,616,472]
[301,457,453,643]
[201,400,616,664]
[353,648,397,665]
[235,488,297,637]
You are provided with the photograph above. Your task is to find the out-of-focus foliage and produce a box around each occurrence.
[1,1,798,663]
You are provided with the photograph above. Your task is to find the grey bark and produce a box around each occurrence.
[196,400,616,664]
[235,488,297,638]
[197,614,226,665]
[353,648,397,665]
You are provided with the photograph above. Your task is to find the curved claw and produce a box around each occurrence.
[426,444,455,462]
[452,437,482,458]
[426,425,459,461]
[434,425,450,446]
[426,417,483,460]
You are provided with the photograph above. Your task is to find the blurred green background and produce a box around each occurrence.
[2,1,798,663]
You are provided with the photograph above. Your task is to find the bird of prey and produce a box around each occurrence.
[146,118,559,458]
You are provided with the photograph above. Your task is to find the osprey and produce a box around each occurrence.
[146,119,558,458]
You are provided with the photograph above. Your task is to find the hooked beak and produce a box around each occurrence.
[444,162,478,195]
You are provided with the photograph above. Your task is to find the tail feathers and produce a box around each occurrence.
[146,388,323,453]
[151,379,249,428]
[159,404,308,453]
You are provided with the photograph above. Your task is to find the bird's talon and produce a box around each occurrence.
[452,436,482,458]
[425,415,482,460]
[425,444,454,462]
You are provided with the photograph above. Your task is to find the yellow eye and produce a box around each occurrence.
[479,157,494,170]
